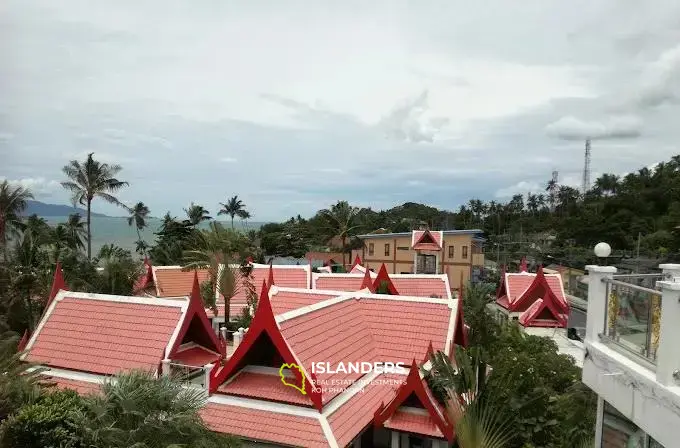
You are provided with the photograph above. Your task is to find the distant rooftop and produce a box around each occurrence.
[357,229,484,239]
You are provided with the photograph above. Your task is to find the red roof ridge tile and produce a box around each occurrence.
[360,267,375,293]
[47,262,68,310]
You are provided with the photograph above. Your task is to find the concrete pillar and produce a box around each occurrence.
[391,431,399,448]
[655,271,680,386]
[594,396,604,448]
[203,363,214,392]
[220,326,227,341]
[585,265,617,342]
[161,358,171,377]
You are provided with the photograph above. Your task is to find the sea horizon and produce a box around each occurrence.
[42,216,266,255]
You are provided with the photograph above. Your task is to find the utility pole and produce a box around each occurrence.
[582,139,591,195]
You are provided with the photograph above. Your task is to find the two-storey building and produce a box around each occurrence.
[354,229,484,292]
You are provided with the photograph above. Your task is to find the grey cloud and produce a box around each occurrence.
[545,115,642,141]
[378,91,450,143]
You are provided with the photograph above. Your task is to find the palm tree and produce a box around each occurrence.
[218,195,249,230]
[61,153,129,260]
[183,222,245,318]
[0,181,33,262]
[545,177,558,212]
[318,201,361,267]
[127,202,150,256]
[63,213,86,252]
[184,202,212,227]
[239,210,251,229]
[81,370,237,447]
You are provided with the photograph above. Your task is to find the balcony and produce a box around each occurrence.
[601,275,662,365]
[582,261,680,448]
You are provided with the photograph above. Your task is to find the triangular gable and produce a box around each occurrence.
[209,281,322,410]
[167,272,223,359]
[373,264,399,295]
[374,360,453,441]
[47,262,68,309]
[513,266,569,314]
[360,267,375,293]
[350,254,362,271]
[412,230,442,250]
[519,297,567,327]
[133,258,154,294]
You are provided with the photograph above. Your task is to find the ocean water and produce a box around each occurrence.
[43,216,263,255]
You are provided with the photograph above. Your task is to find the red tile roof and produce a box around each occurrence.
[384,410,445,438]
[218,264,311,317]
[314,272,452,299]
[327,373,403,447]
[279,299,380,404]
[42,376,102,395]
[270,288,341,315]
[47,262,67,309]
[153,267,211,297]
[25,293,185,375]
[501,271,568,310]
[201,402,328,447]
[172,345,220,367]
[133,259,154,294]
[217,370,312,406]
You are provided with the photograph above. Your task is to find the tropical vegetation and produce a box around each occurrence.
[61,152,129,260]
[218,195,249,230]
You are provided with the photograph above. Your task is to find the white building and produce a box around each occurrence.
[583,257,680,448]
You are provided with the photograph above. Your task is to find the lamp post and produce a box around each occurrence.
[594,242,611,265]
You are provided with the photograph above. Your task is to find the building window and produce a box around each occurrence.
[397,246,410,251]
[368,243,374,256]
[462,246,468,259]
[416,254,436,274]
[384,243,390,256]
[448,246,455,258]
[602,401,664,448]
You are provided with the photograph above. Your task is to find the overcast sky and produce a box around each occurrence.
[2,1,680,221]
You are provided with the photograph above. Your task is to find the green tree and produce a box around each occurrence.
[63,214,87,252]
[61,152,129,260]
[82,370,239,448]
[0,333,43,422]
[0,181,33,262]
[127,202,150,256]
[184,202,212,227]
[0,389,86,448]
[94,245,142,296]
[318,200,361,267]
[218,195,249,230]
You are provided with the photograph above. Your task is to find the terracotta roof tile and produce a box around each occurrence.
[172,346,220,367]
[279,299,380,403]
[270,290,340,315]
[153,268,211,297]
[327,373,403,447]
[412,230,443,250]
[42,376,102,395]
[384,410,445,438]
[315,273,451,299]
[26,297,183,375]
[505,273,567,308]
[201,403,328,447]
[217,371,312,406]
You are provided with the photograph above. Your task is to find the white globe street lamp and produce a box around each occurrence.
[594,242,611,259]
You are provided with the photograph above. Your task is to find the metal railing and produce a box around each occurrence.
[602,277,662,364]
[168,363,206,388]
